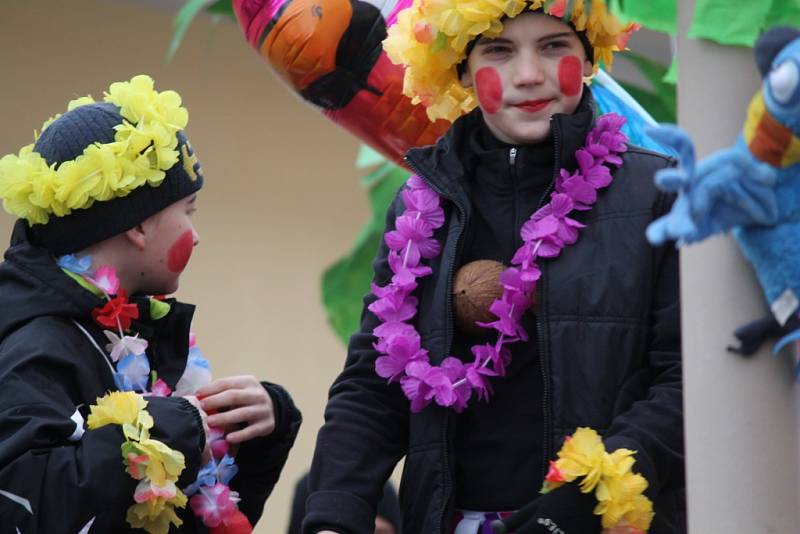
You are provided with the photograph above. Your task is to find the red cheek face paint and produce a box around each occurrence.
[475,67,503,114]
[167,230,195,273]
[558,56,583,97]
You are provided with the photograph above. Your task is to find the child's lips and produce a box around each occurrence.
[513,99,553,113]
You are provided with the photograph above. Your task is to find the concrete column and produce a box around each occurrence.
[678,1,800,532]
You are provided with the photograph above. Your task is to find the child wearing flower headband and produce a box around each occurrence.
[306,2,683,534]
[0,75,301,533]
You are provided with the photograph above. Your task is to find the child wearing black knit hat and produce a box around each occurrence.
[0,75,301,533]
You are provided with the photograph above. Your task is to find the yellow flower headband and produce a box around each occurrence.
[383,0,640,122]
[0,75,188,225]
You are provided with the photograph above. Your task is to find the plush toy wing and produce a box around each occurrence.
[646,125,779,245]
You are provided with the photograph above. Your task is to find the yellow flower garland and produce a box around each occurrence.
[541,427,654,532]
[87,391,187,534]
[0,75,188,225]
[383,0,640,122]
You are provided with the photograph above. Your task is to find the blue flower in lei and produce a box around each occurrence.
[57,254,93,275]
[183,454,239,496]
[114,353,151,392]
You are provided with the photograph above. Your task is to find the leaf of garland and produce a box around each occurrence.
[168,0,234,60]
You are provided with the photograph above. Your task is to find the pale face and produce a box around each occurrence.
[460,12,593,144]
[136,194,199,295]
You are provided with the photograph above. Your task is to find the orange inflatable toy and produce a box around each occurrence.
[233,0,450,165]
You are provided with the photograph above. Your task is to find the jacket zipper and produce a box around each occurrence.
[510,147,520,249]
[538,119,560,479]
[405,155,467,533]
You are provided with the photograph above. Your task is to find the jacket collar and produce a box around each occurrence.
[1,220,195,388]
[405,89,597,204]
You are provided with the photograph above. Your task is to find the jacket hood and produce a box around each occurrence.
[0,220,103,340]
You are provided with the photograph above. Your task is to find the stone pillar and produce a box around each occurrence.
[678,2,800,532]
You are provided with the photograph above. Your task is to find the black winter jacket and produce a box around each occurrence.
[0,221,301,533]
[306,93,684,534]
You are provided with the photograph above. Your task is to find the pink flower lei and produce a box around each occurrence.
[370,113,629,413]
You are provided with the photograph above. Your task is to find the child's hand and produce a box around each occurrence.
[182,394,212,464]
[197,375,275,444]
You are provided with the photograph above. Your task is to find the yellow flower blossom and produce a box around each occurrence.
[87,391,148,428]
[134,438,186,487]
[383,0,638,122]
[126,492,186,534]
[67,96,95,111]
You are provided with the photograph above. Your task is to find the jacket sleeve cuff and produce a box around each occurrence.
[302,490,376,534]
[603,434,659,499]
[146,396,206,486]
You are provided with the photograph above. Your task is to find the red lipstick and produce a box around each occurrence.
[514,99,552,113]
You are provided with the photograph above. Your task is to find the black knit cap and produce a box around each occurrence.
[30,102,203,255]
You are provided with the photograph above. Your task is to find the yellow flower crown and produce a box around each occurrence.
[383,0,640,122]
[0,75,188,225]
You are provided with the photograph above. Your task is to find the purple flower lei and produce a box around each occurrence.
[370,113,629,413]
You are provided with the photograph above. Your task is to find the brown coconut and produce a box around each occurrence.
[453,259,507,337]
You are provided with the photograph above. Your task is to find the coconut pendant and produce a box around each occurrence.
[452,259,507,337]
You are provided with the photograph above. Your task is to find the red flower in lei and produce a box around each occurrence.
[370,113,629,412]
[91,289,139,330]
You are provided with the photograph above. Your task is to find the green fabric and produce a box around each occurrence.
[689,0,800,47]
[149,298,171,320]
[611,0,676,34]
[663,56,679,85]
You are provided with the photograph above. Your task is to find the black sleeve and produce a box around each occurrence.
[303,194,411,534]
[0,333,206,533]
[604,192,684,497]
[229,381,302,527]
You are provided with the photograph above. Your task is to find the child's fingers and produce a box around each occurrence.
[196,375,258,398]
[225,420,272,444]
[200,387,263,412]
[207,406,262,428]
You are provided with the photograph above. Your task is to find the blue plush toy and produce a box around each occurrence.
[648,26,800,359]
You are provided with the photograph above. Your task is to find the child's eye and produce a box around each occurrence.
[483,45,511,55]
[543,40,569,50]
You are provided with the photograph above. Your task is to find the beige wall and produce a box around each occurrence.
[0,1,368,531]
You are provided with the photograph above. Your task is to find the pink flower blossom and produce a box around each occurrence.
[190,484,240,527]
[149,378,172,397]
[86,265,120,295]
[126,453,149,480]
[402,188,445,228]
[406,174,429,191]
[369,283,417,323]
[375,333,427,382]
[384,215,441,264]
[388,251,431,289]
[134,479,178,503]
[401,361,434,413]
[372,321,416,351]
